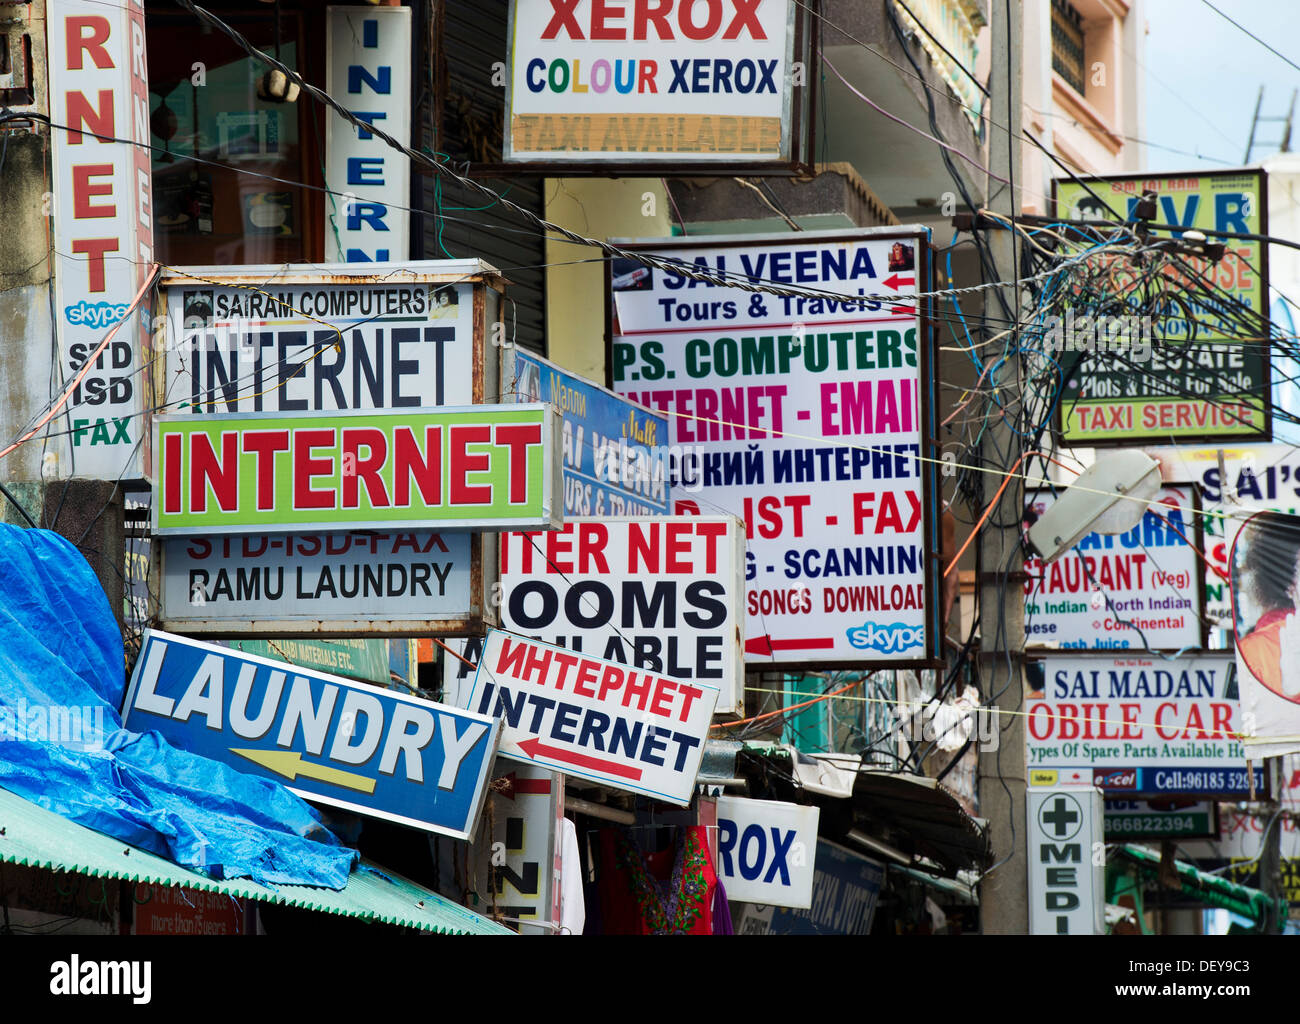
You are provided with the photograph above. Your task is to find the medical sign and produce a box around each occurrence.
[505,349,670,517]
[48,0,154,480]
[462,630,719,805]
[506,0,802,166]
[1028,786,1104,935]
[1028,653,1259,796]
[159,531,490,637]
[122,631,499,838]
[159,261,500,414]
[488,516,744,714]
[1024,484,1203,651]
[716,796,819,909]
[325,6,411,262]
[153,404,563,535]
[1054,170,1270,444]
[611,230,939,666]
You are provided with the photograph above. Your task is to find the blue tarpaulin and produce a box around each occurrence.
[0,524,358,888]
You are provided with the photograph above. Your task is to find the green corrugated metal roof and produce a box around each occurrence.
[0,786,511,935]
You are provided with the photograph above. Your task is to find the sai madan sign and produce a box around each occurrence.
[153,405,562,535]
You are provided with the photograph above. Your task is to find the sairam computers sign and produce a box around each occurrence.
[153,405,562,535]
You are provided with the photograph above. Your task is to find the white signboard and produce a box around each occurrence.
[1028,786,1104,935]
[48,0,154,480]
[1024,484,1202,651]
[497,516,743,714]
[612,231,935,665]
[463,630,719,805]
[1147,444,1300,629]
[160,531,492,636]
[506,0,797,164]
[160,263,488,414]
[325,6,411,262]
[475,765,564,936]
[1029,653,1255,796]
[716,796,819,909]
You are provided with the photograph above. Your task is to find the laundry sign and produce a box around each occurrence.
[153,404,562,534]
[461,629,718,805]
[122,630,499,839]
[716,796,819,909]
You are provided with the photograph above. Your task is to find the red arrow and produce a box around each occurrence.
[881,274,915,290]
[517,737,644,781]
[496,771,553,800]
[746,635,837,656]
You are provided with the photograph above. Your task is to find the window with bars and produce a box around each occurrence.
[1051,0,1087,96]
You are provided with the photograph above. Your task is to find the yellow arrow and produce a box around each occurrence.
[230,748,377,795]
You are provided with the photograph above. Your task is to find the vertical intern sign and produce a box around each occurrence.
[48,0,154,480]
[325,6,411,263]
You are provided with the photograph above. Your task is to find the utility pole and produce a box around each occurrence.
[977,0,1027,935]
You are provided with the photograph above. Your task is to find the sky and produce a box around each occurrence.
[1143,0,1300,172]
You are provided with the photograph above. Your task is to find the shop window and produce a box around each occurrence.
[145,5,324,266]
[1051,0,1086,97]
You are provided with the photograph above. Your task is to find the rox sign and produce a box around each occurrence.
[540,0,768,40]
[153,405,562,535]
[715,796,819,909]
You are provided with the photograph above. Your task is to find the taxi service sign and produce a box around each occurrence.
[122,630,500,839]
[462,629,719,805]
[153,404,562,535]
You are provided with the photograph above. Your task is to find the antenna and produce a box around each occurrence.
[1245,85,1298,163]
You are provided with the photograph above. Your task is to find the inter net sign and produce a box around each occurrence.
[153,405,562,535]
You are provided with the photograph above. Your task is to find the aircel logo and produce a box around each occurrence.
[845,622,924,654]
[65,300,132,330]
[1094,768,1137,790]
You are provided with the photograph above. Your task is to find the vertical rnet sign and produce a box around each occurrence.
[48,0,154,479]
[325,5,411,262]
[610,230,939,666]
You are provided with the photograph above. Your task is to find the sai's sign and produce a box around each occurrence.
[506,0,802,165]
[611,230,939,666]
[122,630,499,839]
[153,404,562,535]
[1028,653,1258,796]
[716,796,819,909]
[462,629,719,805]
[1024,483,1203,651]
